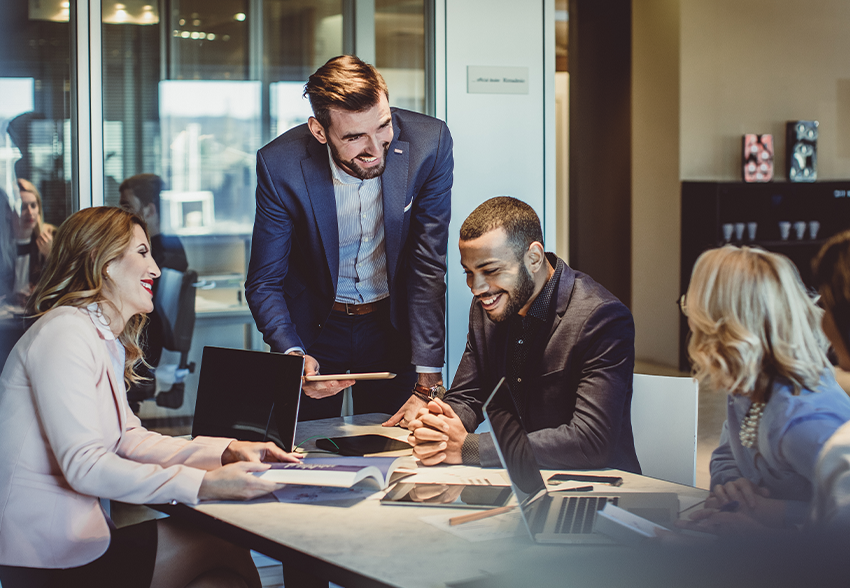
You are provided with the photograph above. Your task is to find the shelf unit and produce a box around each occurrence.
[679,181,850,371]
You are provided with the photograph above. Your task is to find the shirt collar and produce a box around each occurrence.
[85,302,117,341]
[525,255,563,322]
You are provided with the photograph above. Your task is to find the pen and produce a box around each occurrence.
[449,505,515,526]
[678,499,740,516]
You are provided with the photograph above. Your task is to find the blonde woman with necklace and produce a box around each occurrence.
[679,246,850,535]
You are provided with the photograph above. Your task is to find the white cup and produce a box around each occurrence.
[734,223,745,241]
[794,221,806,240]
[779,221,791,241]
[809,221,821,240]
[722,223,734,242]
[747,222,757,241]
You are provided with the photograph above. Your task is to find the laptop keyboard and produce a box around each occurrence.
[554,496,617,534]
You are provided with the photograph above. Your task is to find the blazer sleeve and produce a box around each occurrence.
[245,149,303,352]
[27,317,219,505]
[405,123,453,367]
[521,300,635,470]
[710,421,743,487]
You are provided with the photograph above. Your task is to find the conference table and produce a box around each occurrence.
[156,414,710,588]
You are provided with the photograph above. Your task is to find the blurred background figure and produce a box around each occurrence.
[13,178,54,308]
[119,174,190,411]
[813,231,850,396]
[119,174,187,274]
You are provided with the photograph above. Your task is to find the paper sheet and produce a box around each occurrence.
[420,509,524,542]
[401,467,509,486]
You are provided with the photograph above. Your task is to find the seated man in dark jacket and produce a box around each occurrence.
[407,196,640,473]
[119,174,189,405]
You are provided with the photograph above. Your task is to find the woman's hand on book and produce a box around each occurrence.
[199,462,283,500]
[222,440,302,465]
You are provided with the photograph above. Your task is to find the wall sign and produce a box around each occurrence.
[467,66,529,94]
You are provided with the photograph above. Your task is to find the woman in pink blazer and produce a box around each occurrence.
[0,207,299,588]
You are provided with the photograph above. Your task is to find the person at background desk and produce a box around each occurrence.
[408,196,640,472]
[119,173,188,275]
[811,231,850,527]
[677,246,850,536]
[0,207,298,588]
[13,178,54,308]
[119,173,188,405]
[246,55,453,422]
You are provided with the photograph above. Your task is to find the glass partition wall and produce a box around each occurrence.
[95,0,431,425]
[0,2,75,370]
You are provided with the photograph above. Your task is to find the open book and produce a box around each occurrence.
[256,456,416,489]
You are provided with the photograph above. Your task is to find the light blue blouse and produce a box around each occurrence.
[710,370,850,524]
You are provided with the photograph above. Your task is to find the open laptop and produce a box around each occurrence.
[191,346,304,451]
[483,377,679,544]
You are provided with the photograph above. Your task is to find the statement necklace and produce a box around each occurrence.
[739,401,766,448]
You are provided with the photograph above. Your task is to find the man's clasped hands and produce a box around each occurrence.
[406,399,468,466]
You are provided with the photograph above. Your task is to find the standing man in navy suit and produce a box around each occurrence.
[246,56,453,424]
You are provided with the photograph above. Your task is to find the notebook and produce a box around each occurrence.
[483,377,679,544]
[191,346,305,451]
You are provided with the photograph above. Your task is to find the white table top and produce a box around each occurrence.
[163,414,708,588]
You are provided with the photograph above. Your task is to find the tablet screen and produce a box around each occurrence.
[381,484,512,508]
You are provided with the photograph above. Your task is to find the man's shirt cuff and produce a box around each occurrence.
[416,366,443,373]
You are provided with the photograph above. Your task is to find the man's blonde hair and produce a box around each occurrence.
[686,246,829,402]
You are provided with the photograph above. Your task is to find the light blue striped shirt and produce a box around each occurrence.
[329,148,390,305]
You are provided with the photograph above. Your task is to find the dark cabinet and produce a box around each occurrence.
[679,181,850,371]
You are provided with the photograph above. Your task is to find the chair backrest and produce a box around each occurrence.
[153,267,197,353]
[631,373,699,486]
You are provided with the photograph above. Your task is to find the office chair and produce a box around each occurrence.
[126,268,197,411]
[152,268,198,409]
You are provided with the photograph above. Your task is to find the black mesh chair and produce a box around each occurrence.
[152,268,198,409]
[127,268,197,410]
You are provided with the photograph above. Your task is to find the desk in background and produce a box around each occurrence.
[156,414,709,588]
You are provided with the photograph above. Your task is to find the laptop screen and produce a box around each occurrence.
[191,346,304,451]
[482,377,548,504]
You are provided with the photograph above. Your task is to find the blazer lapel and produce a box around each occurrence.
[302,140,340,292]
[381,130,409,288]
[103,345,127,435]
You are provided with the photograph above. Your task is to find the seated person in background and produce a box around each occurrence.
[408,196,640,472]
[0,207,297,588]
[678,245,850,536]
[13,178,54,307]
[119,173,188,274]
[810,231,850,527]
[119,173,188,402]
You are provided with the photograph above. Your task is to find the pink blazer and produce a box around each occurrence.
[0,306,231,569]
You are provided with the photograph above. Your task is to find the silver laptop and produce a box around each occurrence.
[483,377,679,544]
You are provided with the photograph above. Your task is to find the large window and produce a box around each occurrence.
[96,0,431,423]
[1,2,75,368]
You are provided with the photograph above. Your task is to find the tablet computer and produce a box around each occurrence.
[303,372,396,382]
[315,434,411,456]
[381,483,513,509]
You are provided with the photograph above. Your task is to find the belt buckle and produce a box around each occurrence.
[345,303,356,316]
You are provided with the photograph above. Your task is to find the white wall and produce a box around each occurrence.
[631,0,680,368]
[437,0,554,381]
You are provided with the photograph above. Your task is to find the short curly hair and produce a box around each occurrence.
[686,245,828,402]
[459,196,543,261]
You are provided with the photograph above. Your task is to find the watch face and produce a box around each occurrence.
[433,385,447,399]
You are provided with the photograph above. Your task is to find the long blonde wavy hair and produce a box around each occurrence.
[28,207,151,386]
[686,246,829,402]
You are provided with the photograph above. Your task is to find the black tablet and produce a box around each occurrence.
[315,434,412,456]
[381,483,513,509]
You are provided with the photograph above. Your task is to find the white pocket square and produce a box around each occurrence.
[403,199,414,212]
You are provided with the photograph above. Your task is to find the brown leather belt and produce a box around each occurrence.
[332,298,389,316]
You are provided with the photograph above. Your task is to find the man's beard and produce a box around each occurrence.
[329,140,390,180]
[485,264,536,323]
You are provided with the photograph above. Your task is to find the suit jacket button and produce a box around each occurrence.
[318,323,322,329]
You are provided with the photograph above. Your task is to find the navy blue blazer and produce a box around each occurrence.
[246,108,453,367]
[446,256,641,473]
